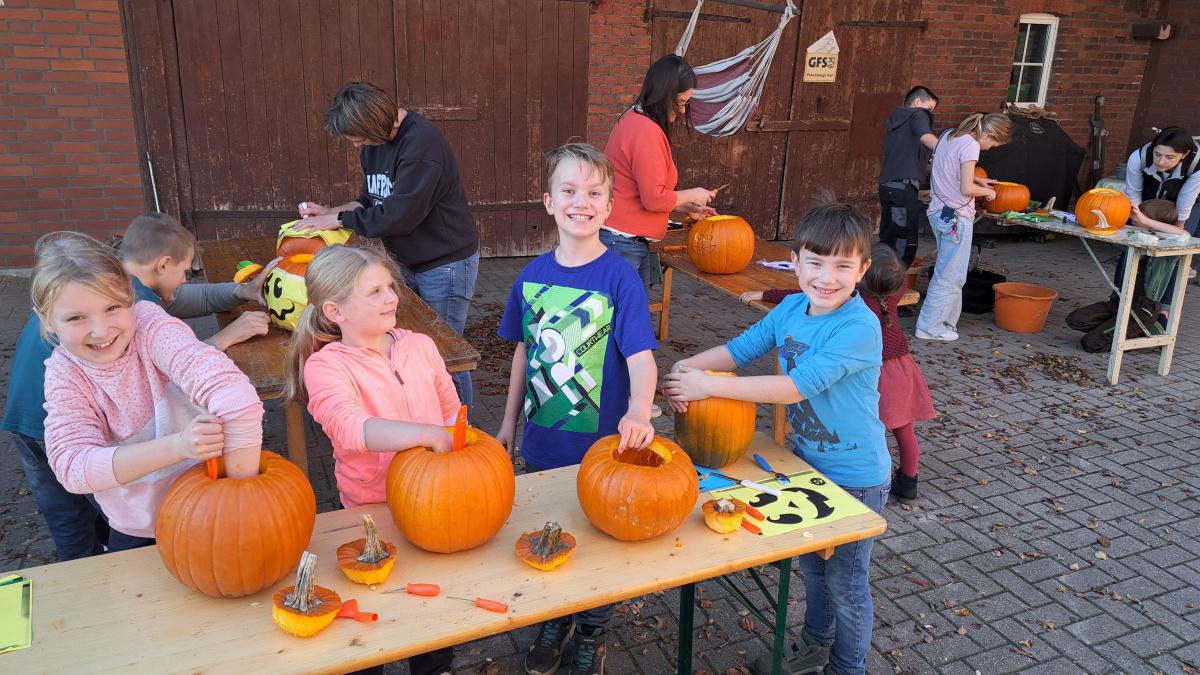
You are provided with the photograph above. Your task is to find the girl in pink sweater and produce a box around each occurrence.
[285,244,461,510]
[37,232,263,552]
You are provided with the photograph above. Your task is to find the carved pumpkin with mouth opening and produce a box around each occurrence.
[234,221,353,330]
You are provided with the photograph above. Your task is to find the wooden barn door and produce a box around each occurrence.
[123,0,590,256]
[649,0,923,239]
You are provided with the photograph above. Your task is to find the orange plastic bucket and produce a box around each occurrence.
[992,282,1058,333]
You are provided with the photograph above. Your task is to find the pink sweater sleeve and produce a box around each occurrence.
[140,307,264,450]
[44,357,121,493]
[628,124,678,213]
[304,352,373,453]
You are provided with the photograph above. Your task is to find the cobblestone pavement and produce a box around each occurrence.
[2,233,1199,674]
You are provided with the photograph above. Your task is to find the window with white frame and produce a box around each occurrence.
[1007,13,1059,107]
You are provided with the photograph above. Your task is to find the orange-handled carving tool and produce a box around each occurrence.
[382,583,441,596]
[335,599,378,622]
[452,404,468,451]
[206,459,218,480]
[447,596,508,613]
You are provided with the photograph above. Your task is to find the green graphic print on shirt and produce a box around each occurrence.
[520,282,613,433]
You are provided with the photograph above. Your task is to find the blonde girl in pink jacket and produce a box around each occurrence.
[36,232,263,552]
[285,244,462,510]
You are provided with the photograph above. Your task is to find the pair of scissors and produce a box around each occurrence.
[752,453,791,485]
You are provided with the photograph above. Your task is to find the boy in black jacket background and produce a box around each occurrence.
[878,86,939,267]
[297,81,480,413]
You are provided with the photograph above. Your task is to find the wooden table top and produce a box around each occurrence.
[978,213,1200,257]
[1,433,885,674]
[659,231,919,311]
[200,237,480,397]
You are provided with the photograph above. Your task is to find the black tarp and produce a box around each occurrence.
[974,114,1087,209]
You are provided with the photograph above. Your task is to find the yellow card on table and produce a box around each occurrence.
[0,573,33,654]
[711,470,871,537]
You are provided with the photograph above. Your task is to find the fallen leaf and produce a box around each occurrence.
[1095,551,1109,560]
[1011,648,1036,661]
[978,479,990,485]
[1097,536,1111,547]
[956,627,968,635]
[736,609,750,617]
[904,576,930,589]
[1068,563,1081,571]
[739,616,756,632]
[1042,619,1057,631]
[1019,639,1033,648]
[953,607,970,617]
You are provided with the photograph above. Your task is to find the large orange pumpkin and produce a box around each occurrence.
[385,426,515,553]
[576,435,699,541]
[1074,188,1131,230]
[673,372,756,468]
[688,215,755,274]
[973,167,989,204]
[984,182,1031,214]
[156,451,317,598]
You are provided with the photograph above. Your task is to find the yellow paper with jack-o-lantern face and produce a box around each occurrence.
[709,470,871,537]
[261,221,353,330]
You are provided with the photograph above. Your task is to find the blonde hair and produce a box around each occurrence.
[951,112,1013,145]
[31,231,134,340]
[545,142,615,197]
[284,243,404,403]
[120,212,196,264]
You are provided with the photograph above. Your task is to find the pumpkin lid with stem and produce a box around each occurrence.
[1083,210,1121,236]
[515,521,577,571]
[336,514,398,585]
[272,551,342,637]
[701,497,748,533]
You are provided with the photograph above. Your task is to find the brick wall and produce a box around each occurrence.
[915,0,1155,180]
[1128,0,1200,154]
[586,1,652,147]
[0,0,143,268]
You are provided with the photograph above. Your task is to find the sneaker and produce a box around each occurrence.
[915,329,958,341]
[525,618,575,675]
[891,468,918,503]
[751,628,829,674]
[566,625,607,675]
[1189,267,1197,280]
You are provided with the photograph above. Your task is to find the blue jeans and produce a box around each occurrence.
[10,432,108,561]
[599,229,658,289]
[402,251,480,414]
[916,213,973,338]
[796,479,890,675]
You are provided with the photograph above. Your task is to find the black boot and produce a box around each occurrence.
[892,468,918,503]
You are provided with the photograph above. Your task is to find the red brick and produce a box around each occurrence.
[51,59,95,71]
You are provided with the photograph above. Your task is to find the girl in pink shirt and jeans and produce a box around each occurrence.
[285,243,460,675]
[37,232,263,552]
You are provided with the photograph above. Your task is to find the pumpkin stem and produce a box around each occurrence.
[715,498,735,514]
[284,551,325,613]
[356,514,390,564]
[1093,210,1111,230]
[452,404,468,452]
[530,522,571,561]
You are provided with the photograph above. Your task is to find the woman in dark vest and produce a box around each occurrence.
[1123,126,1200,324]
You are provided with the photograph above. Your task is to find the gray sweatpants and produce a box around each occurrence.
[916,212,974,337]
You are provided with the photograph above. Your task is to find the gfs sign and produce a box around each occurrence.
[803,31,839,83]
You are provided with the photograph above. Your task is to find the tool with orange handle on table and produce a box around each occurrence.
[382,583,441,596]
[335,599,379,622]
[741,502,766,535]
[446,596,509,613]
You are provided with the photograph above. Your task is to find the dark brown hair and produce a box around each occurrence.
[632,54,697,143]
[790,191,873,263]
[1139,198,1178,224]
[324,82,399,144]
[119,212,196,264]
[859,244,906,326]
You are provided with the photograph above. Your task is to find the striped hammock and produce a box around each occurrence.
[674,0,798,137]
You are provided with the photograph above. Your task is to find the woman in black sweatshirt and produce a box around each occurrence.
[296,81,480,413]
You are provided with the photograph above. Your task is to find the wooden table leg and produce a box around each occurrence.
[658,266,673,341]
[770,557,793,675]
[284,399,309,478]
[1158,252,1192,377]
[1107,249,1142,385]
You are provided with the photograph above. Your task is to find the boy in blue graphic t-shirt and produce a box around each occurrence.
[664,199,889,675]
[497,143,657,675]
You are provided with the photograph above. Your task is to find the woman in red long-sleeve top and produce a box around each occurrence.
[602,54,717,288]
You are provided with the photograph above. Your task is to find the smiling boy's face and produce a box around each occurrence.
[543,160,613,242]
[791,247,870,316]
